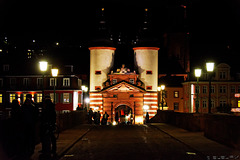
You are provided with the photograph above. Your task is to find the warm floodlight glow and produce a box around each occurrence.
[206,62,214,72]
[161,85,165,90]
[39,61,48,72]
[113,121,117,126]
[51,69,58,77]
[194,69,202,78]
[157,87,161,91]
[135,116,143,124]
[85,98,90,103]
[143,105,149,110]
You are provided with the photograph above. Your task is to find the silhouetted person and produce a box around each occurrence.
[102,112,109,125]
[22,94,38,157]
[39,96,56,159]
[10,99,23,157]
[115,112,119,124]
[88,108,93,124]
[11,99,22,121]
[146,112,149,123]
[96,111,101,125]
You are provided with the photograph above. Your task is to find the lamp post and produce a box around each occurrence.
[206,62,214,113]
[194,68,202,113]
[161,85,165,110]
[81,85,88,109]
[39,61,48,101]
[51,68,58,104]
[143,105,149,124]
[157,87,161,110]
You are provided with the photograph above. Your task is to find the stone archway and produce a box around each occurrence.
[113,102,134,124]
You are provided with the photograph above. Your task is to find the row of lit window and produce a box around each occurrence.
[195,85,240,94]
[0,78,72,87]
[0,93,72,104]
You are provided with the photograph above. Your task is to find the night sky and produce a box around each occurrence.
[1,0,240,72]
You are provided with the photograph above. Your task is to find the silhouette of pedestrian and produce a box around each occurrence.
[39,96,57,159]
[115,112,119,124]
[96,111,101,125]
[146,112,149,123]
[10,99,23,157]
[88,108,93,124]
[21,94,38,157]
[102,112,109,125]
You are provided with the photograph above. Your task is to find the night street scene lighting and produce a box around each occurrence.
[1,1,240,160]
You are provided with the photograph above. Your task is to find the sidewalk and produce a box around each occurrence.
[150,123,240,159]
[31,124,92,160]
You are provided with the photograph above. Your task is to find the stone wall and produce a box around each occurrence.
[150,110,240,149]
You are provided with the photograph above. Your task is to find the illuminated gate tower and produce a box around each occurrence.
[89,8,159,124]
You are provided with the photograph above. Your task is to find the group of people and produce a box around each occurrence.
[10,94,56,160]
[88,108,109,125]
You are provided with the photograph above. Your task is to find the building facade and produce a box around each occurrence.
[89,47,159,124]
[182,63,240,113]
[0,64,83,113]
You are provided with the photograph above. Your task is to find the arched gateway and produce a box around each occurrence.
[89,47,159,124]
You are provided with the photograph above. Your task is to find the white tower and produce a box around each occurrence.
[133,47,159,91]
[89,47,116,91]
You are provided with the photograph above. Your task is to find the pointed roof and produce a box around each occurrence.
[100,80,146,93]
[90,8,114,47]
[135,8,160,47]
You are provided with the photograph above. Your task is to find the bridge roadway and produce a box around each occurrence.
[31,123,240,160]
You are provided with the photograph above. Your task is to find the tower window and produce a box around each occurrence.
[146,70,152,74]
[146,86,152,90]
[95,71,101,75]
[129,79,134,84]
[95,86,101,90]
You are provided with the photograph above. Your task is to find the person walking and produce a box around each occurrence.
[96,111,101,125]
[88,108,93,124]
[39,96,57,159]
[21,94,38,158]
[102,112,109,125]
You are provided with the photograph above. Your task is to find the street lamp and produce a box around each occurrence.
[51,68,58,104]
[161,85,165,110]
[39,61,48,101]
[206,62,214,113]
[194,68,202,113]
[81,85,88,109]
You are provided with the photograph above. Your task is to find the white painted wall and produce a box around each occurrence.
[89,47,115,91]
[134,48,159,91]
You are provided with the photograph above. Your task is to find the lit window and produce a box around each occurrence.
[50,93,54,102]
[23,78,29,86]
[174,91,179,98]
[10,94,16,103]
[203,86,207,94]
[129,79,134,84]
[37,78,43,87]
[238,100,240,107]
[37,94,42,103]
[63,78,70,86]
[0,49,2,52]
[0,94,2,103]
[50,78,57,86]
[63,93,70,103]
[113,79,117,84]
